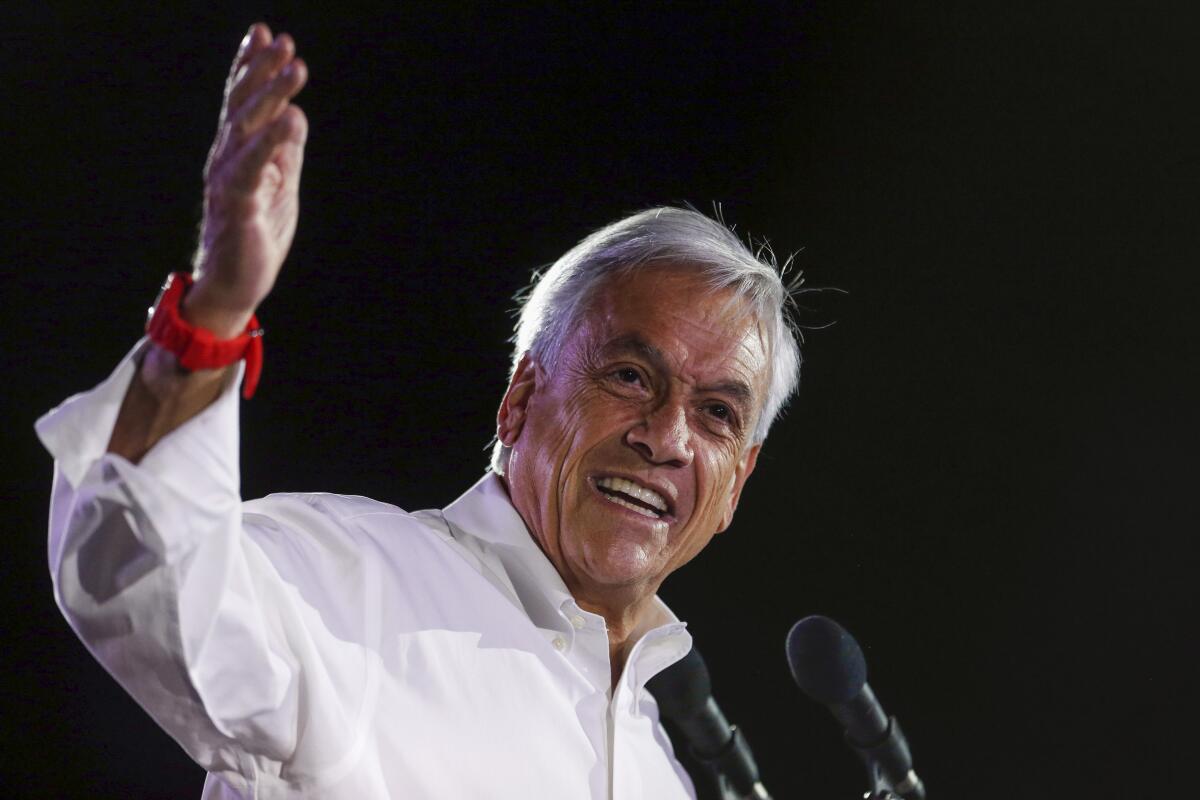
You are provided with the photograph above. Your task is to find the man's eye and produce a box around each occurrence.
[615,368,642,385]
[706,403,733,423]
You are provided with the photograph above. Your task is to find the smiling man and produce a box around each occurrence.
[499,265,777,689]
[37,24,800,800]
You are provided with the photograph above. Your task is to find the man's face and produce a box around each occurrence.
[498,266,768,607]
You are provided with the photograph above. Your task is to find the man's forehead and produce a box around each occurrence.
[590,266,740,321]
[584,271,772,398]
[589,269,766,352]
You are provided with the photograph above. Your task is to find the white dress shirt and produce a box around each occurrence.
[36,341,697,799]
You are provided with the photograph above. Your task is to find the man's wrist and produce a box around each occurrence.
[139,342,230,400]
[181,280,258,339]
[112,344,230,462]
[146,272,265,400]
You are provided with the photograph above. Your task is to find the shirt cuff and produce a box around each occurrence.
[34,338,244,494]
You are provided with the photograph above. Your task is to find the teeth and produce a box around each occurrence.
[602,492,661,519]
[596,477,668,514]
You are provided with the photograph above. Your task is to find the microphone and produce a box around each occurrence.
[786,615,925,800]
[647,645,772,800]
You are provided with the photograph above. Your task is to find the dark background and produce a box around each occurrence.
[3,2,1196,798]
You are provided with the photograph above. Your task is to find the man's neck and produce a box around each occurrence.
[572,591,660,691]
[494,474,665,689]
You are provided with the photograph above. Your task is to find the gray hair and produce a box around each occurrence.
[492,206,802,474]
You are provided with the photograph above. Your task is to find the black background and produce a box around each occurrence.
[3,2,1196,798]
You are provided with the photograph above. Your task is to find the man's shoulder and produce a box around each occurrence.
[238,490,486,584]
[244,491,411,523]
[239,491,457,564]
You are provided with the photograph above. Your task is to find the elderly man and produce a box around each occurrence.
[38,24,800,799]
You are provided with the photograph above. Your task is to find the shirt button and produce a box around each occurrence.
[570,615,586,629]
[552,636,566,651]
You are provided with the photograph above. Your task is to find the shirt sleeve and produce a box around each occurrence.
[35,341,375,793]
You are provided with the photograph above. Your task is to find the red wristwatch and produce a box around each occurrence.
[145,272,264,399]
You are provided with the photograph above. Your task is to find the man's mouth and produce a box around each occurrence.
[595,476,670,520]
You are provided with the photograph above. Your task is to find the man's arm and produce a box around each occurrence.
[36,26,380,792]
[108,23,307,463]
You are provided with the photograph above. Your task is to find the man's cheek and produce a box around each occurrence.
[691,483,729,536]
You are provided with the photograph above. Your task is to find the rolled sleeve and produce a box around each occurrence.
[36,342,300,790]
[36,338,243,550]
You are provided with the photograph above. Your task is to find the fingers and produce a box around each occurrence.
[227,34,296,120]
[233,56,308,140]
[206,25,309,195]
[229,105,308,193]
[225,23,272,94]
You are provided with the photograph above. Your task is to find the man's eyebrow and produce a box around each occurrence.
[601,334,669,368]
[602,334,756,409]
[698,379,755,409]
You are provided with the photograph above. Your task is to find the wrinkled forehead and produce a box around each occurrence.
[577,265,772,389]
[584,261,755,316]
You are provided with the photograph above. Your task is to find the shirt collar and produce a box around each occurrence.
[441,473,686,638]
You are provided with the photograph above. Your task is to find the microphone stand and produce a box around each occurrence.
[686,724,771,800]
[848,714,925,800]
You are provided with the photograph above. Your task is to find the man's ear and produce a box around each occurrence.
[716,443,761,534]
[496,353,538,446]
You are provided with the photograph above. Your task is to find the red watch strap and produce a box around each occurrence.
[145,272,264,399]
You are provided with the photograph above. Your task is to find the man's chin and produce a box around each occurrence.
[573,541,666,593]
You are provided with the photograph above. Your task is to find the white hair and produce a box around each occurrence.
[492,206,802,474]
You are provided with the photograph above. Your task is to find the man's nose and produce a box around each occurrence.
[625,401,694,467]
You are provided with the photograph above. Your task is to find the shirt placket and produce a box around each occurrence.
[610,624,692,800]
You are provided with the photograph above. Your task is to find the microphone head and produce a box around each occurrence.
[786,615,868,705]
[646,645,712,723]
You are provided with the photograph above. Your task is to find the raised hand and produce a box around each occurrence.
[108,25,308,460]
[185,23,309,337]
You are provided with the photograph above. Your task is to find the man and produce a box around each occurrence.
[38,24,801,799]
